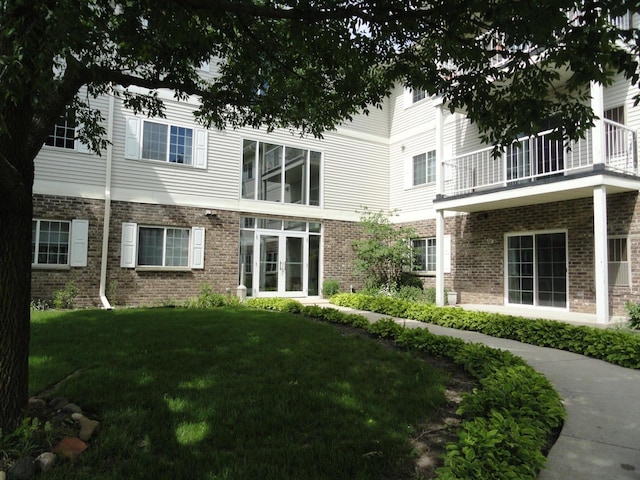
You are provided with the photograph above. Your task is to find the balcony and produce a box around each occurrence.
[435,120,640,212]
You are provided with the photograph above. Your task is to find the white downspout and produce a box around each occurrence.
[99,86,115,309]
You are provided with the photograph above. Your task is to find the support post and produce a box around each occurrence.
[590,81,605,166]
[593,185,609,323]
[436,209,445,307]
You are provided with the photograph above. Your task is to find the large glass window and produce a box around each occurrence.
[242,140,321,206]
[32,220,70,265]
[507,232,566,308]
[142,121,193,165]
[138,227,190,267]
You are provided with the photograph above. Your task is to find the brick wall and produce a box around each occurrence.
[32,195,105,307]
[450,191,640,316]
[321,219,366,293]
[107,201,241,306]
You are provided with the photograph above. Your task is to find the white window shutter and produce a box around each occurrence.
[443,234,452,274]
[194,128,208,169]
[124,117,141,160]
[121,222,137,268]
[403,88,412,109]
[74,124,91,154]
[190,227,205,269]
[404,157,413,190]
[69,219,89,267]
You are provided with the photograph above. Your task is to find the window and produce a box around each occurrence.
[412,88,426,103]
[44,112,88,152]
[32,220,70,265]
[412,238,436,272]
[412,150,436,186]
[241,139,321,206]
[142,121,193,164]
[32,219,88,267]
[609,237,630,287]
[120,223,205,269]
[124,117,207,168]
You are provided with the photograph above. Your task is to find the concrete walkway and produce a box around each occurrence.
[306,300,640,480]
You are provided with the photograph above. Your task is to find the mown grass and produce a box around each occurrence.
[29,307,449,480]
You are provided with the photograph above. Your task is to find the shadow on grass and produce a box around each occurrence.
[30,307,448,480]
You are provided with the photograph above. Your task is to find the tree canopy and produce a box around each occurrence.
[1,0,639,432]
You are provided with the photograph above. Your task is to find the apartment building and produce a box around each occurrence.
[31,16,639,323]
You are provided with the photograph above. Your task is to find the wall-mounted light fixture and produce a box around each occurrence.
[204,209,219,217]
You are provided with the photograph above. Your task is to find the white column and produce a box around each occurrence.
[434,99,444,197]
[434,98,446,307]
[436,210,445,307]
[590,81,605,166]
[593,185,609,323]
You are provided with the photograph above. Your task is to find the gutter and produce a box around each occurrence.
[99,86,115,310]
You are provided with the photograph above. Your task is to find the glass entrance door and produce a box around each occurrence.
[257,233,305,296]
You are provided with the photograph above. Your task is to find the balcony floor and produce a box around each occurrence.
[435,166,640,213]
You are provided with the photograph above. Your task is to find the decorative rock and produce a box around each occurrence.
[27,398,46,409]
[52,437,88,460]
[71,412,84,421]
[7,456,37,480]
[78,417,100,442]
[62,403,82,414]
[35,452,57,473]
[0,470,6,480]
[48,397,69,410]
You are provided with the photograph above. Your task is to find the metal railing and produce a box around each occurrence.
[442,121,638,197]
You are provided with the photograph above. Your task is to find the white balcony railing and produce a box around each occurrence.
[442,121,638,197]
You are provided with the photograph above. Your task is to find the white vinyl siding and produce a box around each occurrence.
[120,223,205,269]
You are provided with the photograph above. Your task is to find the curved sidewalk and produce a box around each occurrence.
[329,304,640,480]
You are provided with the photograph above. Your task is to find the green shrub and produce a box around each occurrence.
[394,285,425,302]
[366,317,404,339]
[186,284,227,308]
[53,282,79,309]
[626,300,640,329]
[246,297,302,313]
[322,280,341,298]
[331,293,640,369]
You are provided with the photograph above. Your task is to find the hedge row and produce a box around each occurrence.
[330,293,640,369]
[246,297,565,479]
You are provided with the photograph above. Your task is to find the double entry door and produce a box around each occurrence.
[254,233,305,296]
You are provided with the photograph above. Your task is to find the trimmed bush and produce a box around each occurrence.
[322,279,341,298]
[331,293,640,369]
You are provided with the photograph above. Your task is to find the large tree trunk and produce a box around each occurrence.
[0,104,36,432]
[0,195,32,431]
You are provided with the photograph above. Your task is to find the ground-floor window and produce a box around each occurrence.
[32,220,70,265]
[609,237,630,287]
[239,217,321,297]
[506,231,567,308]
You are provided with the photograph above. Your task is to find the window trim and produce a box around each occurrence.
[120,223,205,270]
[410,235,451,275]
[124,116,208,169]
[32,219,88,269]
[408,150,437,188]
[411,237,437,274]
[608,236,631,288]
[43,114,90,153]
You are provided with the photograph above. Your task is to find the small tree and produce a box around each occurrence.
[352,209,417,291]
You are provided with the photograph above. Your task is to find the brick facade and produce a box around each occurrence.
[32,191,640,315]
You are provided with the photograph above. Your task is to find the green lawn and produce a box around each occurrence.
[29,307,449,480]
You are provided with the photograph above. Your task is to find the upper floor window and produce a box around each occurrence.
[46,113,76,149]
[241,139,321,206]
[32,219,88,267]
[411,150,436,186]
[124,117,208,169]
[412,88,426,103]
